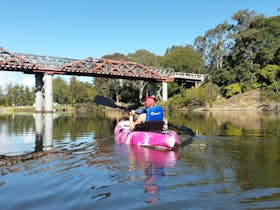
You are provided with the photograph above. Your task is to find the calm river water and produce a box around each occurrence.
[0,110,279,209]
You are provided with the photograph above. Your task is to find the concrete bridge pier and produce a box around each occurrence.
[162,82,168,102]
[34,112,53,152]
[34,112,43,151]
[35,73,44,112]
[44,74,53,112]
[34,73,53,113]
[195,81,203,88]
[43,113,53,151]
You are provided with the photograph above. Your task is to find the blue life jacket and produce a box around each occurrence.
[144,106,164,122]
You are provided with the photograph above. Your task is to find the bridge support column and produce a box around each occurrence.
[43,113,53,151]
[44,74,53,113]
[162,82,168,102]
[34,112,43,151]
[35,74,44,112]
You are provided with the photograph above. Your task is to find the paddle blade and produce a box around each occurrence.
[168,123,195,137]
[93,95,126,110]
[179,126,195,137]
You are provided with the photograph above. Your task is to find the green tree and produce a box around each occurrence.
[259,64,280,94]
[253,16,280,67]
[224,83,242,97]
[93,77,111,98]
[211,10,280,96]
[126,50,162,101]
[53,76,70,104]
[102,53,127,102]
[0,86,5,106]
[205,22,233,70]
[193,36,207,63]
[103,53,127,61]
[127,49,161,67]
[5,84,34,106]
[23,86,34,105]
[69,76,94,104]
[162,45,205,73]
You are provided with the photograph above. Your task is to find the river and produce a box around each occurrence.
[0,110,279,209]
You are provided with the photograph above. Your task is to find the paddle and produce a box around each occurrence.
[93,95,195,137]
[168,123,195,137]
[93,95,130,111]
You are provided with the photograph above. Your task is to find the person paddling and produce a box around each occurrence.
[129,95,164,132]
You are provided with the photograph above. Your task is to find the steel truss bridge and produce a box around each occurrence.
[0,47,207,112]
[0,47,207,83]
[0,47,175,82]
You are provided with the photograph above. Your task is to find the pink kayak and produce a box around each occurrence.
[114,120,180,150]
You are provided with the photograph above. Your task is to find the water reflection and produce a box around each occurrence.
[0,111,279,209]
[167,111,280,139]
[34,113,53,152]
[118,145,178,204]
[0,112,116,156]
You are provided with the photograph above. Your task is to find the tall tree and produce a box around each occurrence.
[102,53,127,102]
[53,76,70,104]
[127,50,161,67]
[162,45,205,73]
[204,21,233,71]
[259,64,280,94]
[230,10,264,65]
[69,76,94,104]
[193,36,207,63]
[127,50,162,101]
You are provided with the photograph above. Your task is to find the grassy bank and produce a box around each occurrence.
[0,105,75,114]
[0,103,110,114]
[195,90,280,112]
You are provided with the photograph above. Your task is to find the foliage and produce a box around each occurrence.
[167,82,183,97]
[224,83,242,98]
[162,45,205,73]
[164,94,185,110]
[4,83,34,106]
[127,50,161,67]
[53,76,70,104]
[165,82,220,109]
[119,80,139,104]
[262,86,280,102]
[198,10,280,98]
[126,50,163,101]
[102,53,126,61]
[258,65,280,85]
[70,77,95,104]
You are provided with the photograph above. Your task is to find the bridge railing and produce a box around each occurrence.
[16,53,77,67]
[150,67,174,76]
[172,72,208,81]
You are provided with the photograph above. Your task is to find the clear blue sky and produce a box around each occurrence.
[1,0,279,89]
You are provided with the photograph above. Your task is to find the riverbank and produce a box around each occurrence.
[0,105,75,114]
[0,103,108,114]
[194,90,280,113]
[1,90,279,114]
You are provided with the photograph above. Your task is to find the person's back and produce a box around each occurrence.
[144,105,164,122]
[129,96,164,131]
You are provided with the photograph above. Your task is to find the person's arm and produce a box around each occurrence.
[129,112,146,130]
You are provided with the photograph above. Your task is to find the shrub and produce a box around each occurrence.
[224,83,242,98]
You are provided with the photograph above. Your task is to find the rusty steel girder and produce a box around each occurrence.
[0,47,39,72]
[60,57,173,82]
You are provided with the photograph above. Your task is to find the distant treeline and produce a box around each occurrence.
[0,9,279,108]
